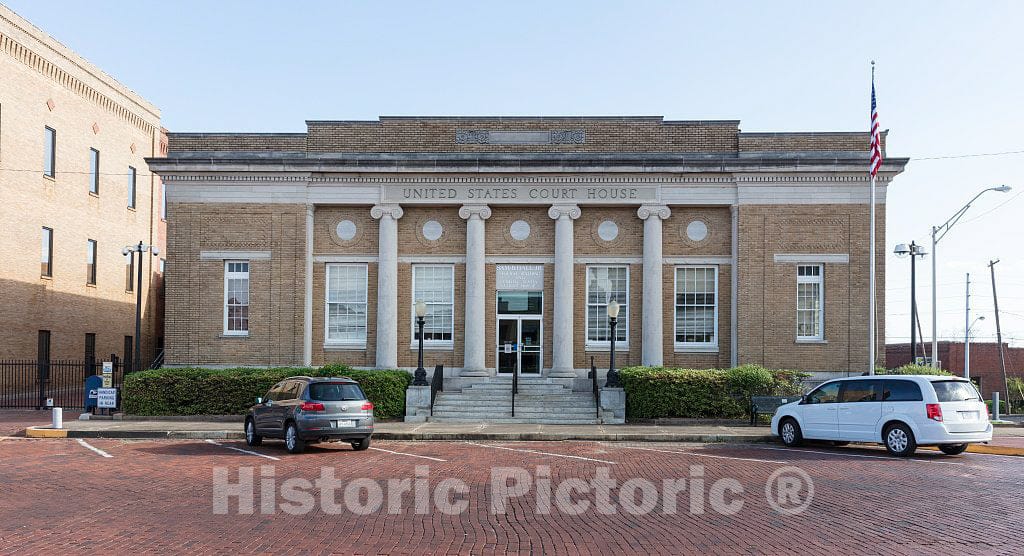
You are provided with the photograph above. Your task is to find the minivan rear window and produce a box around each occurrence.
[932,381,981,402]
[309,383,364,401]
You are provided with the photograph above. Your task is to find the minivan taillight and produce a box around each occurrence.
[926,403,943,422]
[361,402,374,411]
[300,401,325,412]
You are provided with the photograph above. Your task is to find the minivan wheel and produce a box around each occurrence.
[780,418,803,447]
[284,422,305,454]
[351,436,371,451]
[883,423,917,457]
[939,443,969,455]
[245,418,262,447]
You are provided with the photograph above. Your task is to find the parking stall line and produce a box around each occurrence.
[368,446,447,462]
[204,439,281,461]
[76,439,113,458]
[610,444,786,464]
[756,446,966,465]
[465,442,617,464]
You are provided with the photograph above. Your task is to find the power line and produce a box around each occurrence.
[912,149,1024,161]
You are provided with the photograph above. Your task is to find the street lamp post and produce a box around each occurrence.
[413,300,428,386]
[894,242,927,363]
[965,315,985,381]
[604,300,622,388]
[930,185,1011,368]
[122,241,159,373]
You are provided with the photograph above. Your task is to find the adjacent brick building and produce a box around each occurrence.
[0,6,165,365]
[149,116,906,385]
[887,341,1024,398]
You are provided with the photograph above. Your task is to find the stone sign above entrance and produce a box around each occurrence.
[382,184,659,205]
[495,264,544,291]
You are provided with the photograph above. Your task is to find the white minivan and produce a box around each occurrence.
[771,375,992,456]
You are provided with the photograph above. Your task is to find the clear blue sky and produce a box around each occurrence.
[8,0,1023,353]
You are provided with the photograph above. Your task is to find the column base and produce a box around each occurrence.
[547,367,577,378]
[459,367,490,377]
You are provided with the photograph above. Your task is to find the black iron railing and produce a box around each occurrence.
[591,356,600,420]
[430,364,444,415]
[511,368,519,418]
[148,349,165,371]
[0,354,124,409]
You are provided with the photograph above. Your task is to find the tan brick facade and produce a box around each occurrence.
[0,6,165,364]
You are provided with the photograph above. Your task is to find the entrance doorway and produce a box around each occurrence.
[496,291,542,376]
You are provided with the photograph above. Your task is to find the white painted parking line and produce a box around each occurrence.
[466,442,617,464]
[77,439,113,458]
[369,446,447,462]
[204,439,281,461]
[613,444,786,464]
[757,446,965,465]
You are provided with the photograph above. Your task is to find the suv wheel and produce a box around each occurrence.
[351,436,371,451]
[883,423,917,457]
[939,443,968,455]
[245,418,262,447]
[284,422,305,454]
[780,418,803,447]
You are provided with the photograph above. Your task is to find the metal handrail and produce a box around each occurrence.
[147,349,165,371]
[511,367,518,417]
[591,356,600,420]
[429,364,444,415]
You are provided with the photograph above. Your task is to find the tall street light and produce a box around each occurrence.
[894,242,927,363]
[122,241,159,373]
[930,185,1011,368]
[604,300,622,388]
[412,300,428,386]
[965,315,985,381]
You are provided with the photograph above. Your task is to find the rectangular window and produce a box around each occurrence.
[85,333,96,374]
[412,265,454,345]
[41,227,53,277]
[125,253,134,292]
[127,166,136,208]
[223,261,250,335]
[89,148,100,194]
[44,127,56,178]
[585,266,628,347]
[124,335,134,373]
[86,239,97,285]
[796,264,824,340]
[674,266,718,349]
[325,264,368,347]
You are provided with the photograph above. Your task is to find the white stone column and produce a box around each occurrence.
[637,204,671,367]
[547,204,581,378]
[459,204,491,377]
[371,204,404,369]
[303,204,314,367]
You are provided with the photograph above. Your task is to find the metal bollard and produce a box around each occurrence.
[993,392,1001,421]
[51,407,63,429]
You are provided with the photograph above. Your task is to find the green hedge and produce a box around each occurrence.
[620,365,806,419]
[877,364,953,376]
[123,364,412,419]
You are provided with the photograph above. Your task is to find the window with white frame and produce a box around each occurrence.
[585,266,628,347]
[326,264,368,346]
[796,264,824,340]
[674,266,718,349]
[412,264,454,345]
[223,261,249,335]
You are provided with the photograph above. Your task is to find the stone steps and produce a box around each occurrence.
[428,378,601,424]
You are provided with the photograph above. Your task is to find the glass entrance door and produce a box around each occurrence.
[496,317,542,375]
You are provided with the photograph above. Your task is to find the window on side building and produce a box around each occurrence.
[127,166,136,209]
[41,227,53,277]
[585,266,628,348]
[86,239,97,285]
[125,253,134,292]
[224,261,250,335]
[325,264,368,347]
[89,148,100,195]
[796,264,825,341]
[44,127,56,178]
[411,264,454,346]
[674,266,718,350]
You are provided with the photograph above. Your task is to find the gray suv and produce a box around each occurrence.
[245,376,374,454]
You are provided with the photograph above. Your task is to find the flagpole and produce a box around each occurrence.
[868,61,877,375]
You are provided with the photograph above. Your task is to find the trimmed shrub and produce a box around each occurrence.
[123,365,412,419]
[879,364,953,376]
[620,365,806,419]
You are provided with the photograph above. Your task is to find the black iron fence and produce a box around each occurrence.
[0,354,125,409]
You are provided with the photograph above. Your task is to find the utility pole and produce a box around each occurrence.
[989,259,1011,414]
[964,273,970,380]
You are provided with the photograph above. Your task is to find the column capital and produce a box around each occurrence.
[637,204,671,220]
[547,204,581,220]
[458,204,492,220]
[370,204,404,220]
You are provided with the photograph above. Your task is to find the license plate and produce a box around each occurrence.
[958,411,979,421]
[332,420,356,428]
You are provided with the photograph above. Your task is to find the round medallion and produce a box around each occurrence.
[597,220,619,242]
[509,220,531,241]
[335,220,357,241]
[422,220,443,241]
[686,220,708,242]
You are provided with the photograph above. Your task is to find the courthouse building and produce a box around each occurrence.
[149,116,907,381]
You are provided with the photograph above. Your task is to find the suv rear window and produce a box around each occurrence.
[309,383,365,401]
[932,381,981,402]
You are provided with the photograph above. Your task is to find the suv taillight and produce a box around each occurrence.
[361,402,374,411]
[300,401,325,412]
[926,403,943,422]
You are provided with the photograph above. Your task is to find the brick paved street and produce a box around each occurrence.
[2,433,1022,554]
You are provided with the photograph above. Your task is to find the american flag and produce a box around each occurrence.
[869,78,883,177]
